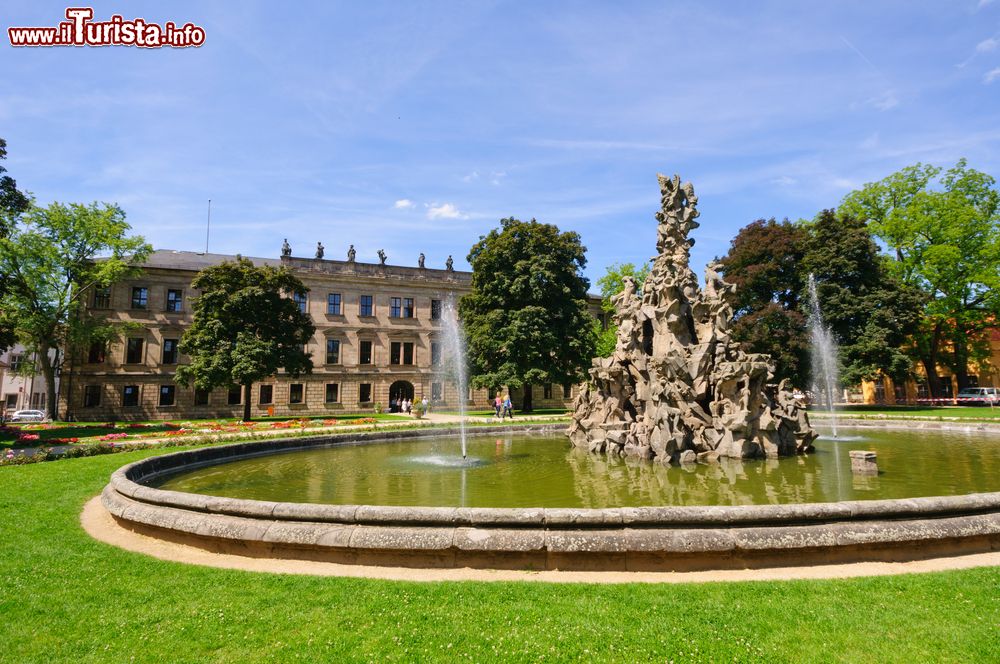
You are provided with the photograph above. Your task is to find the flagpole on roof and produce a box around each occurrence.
[205,199,211,254]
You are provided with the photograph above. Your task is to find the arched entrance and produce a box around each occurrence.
[389,380,414,412]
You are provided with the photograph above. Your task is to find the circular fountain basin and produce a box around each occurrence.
[101,424,1000,571]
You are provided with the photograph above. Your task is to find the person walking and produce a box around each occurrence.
[502,394,514,420]
[494,394,502,418]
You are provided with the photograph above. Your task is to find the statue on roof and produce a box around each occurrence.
[445,255,454,271]
[418,252,425,268]
[377,249,387,265]
[347,245,356,262]
[281,238,291,257]
[315,242,324,259]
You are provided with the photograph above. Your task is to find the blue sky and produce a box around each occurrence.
[3,1,1000,285]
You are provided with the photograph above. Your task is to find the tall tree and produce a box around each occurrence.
[594,261,650,357]
[801,210,924,386]
[717,218,809,384]
[840,159,1000,394]
[0,137,32,351]
[0,202,151,418]
[175,257,315,421]
[460,217,595,411]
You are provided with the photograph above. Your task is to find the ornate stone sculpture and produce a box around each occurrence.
[377,249,387,265]
[281,238,291,257]
[418,253,425,268]
[315,242,324,259]
[446,255,454,271]
[568,174,817,463]
[347,245,356,262]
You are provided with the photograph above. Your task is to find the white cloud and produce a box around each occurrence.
[490,170,507,185]
[770,176,796,186]
[976,37,998,53]
[393,199,414,209]
[985,67,1000,83]
[426,202,467,220]
[461,170,479,183]
[870,90,899,111]
[978,0,995,9]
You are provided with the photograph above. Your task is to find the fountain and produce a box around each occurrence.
[807,273,840,437]
[569,173,817,462]
[442,297,468,458]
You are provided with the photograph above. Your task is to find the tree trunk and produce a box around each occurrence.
[521,384,533,413]
[243,383,252,422]
[36,343,59,420]
[921,357,943,400]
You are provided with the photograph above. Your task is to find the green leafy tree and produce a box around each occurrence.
[594,262,650,357]
[840,159,1000,394]
[0,137,32,351]
[717,218,809,384]
[460,217,595,411]
[0,202,151,418]
[802,210,924,386]
[175,257,315,421]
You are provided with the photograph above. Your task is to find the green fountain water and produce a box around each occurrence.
[154,428,1000,508]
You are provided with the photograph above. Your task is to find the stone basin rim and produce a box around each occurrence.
[105,423,1000,528]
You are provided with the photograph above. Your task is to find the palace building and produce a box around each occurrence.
[59,249,603,420]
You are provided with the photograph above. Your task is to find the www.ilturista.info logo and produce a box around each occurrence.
[8,7,205,48]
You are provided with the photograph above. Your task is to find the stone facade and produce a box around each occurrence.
[569,174,817,462]
[61,249,602,421]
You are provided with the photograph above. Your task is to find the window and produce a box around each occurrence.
[544,384,553,399]
[293,292,307,313]
[162,339,178,365]
[126,338,144,364]
[8,354,22,372]
[289,383,304,404]
[4,394,16,409]
[227,387,242,405]
[325,339,340,364]
[259,384,273,404]
[194,388,210,406]
[83,385,101,408]
[92,287,111,309]
[87,342,106,364]
[390,297,402,318]
[968,375,980,388]
[431,299,442,320]
[325,383,339,403]
[403,298,415,318]
[563,384,572,399]
[431,382,443,401]
[165,289,183,312]
[131,287,148,309]
[122,385,140,407]
[359,383,372,403]
[327,293,342,315]
[359,340,372,365]
[359,295,373,316]
[390,342,414,365]
[159,385,176,407]
[431,342,441,366]
[916,380,930,399]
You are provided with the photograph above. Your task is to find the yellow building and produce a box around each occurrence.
[859,327,1000,404]
[59,249,602,420]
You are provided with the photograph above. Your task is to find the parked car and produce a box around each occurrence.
[955,387,1000,406]
[10,409,47,422]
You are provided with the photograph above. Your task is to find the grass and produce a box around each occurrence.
[1,448,999,661]
[810,405,1000,420]
[437,407,570,417]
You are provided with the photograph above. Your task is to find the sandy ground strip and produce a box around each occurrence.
[81,497,1000,584]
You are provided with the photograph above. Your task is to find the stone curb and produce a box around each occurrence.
[101,424,1000,571]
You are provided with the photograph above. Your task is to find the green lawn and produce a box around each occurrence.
[811,405,1000,420]
[1,450,999,661]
